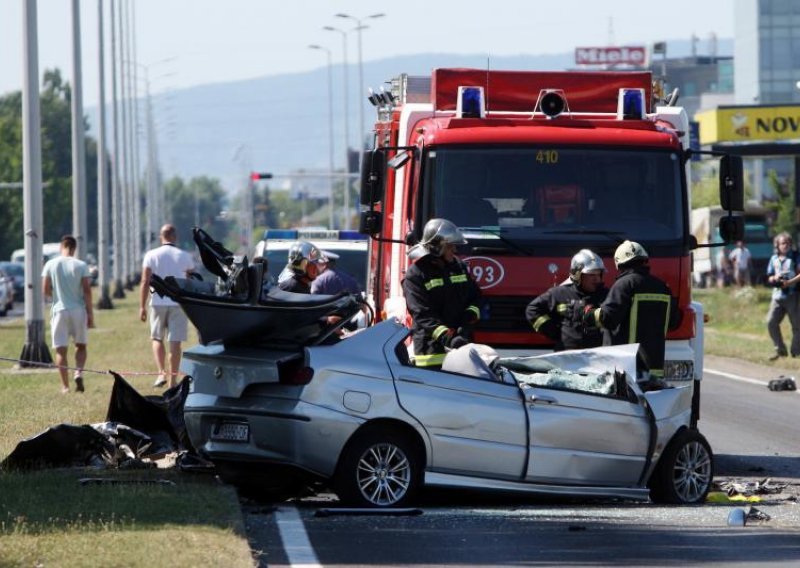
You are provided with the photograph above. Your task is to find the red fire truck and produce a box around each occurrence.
[359,69,742,407]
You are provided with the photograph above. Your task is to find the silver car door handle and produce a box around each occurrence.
[530,393,558,404]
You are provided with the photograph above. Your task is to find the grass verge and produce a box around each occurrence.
[0,293,253,567]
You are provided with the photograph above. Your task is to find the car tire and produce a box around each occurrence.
[649,428,713,504]
[334,427,421,508]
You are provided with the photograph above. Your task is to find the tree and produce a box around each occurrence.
[765,169,796,238]
[163,175,228,250]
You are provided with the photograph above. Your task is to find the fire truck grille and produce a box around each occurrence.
[477,296,531,332]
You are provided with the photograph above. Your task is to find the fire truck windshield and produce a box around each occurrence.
[424,146,684,250]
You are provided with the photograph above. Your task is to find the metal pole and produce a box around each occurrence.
[20,0,52,366]
[120,0,133,288]
[70,0,88,260]
[96,0,113,309]
[309,45,335,230]
[128,0,141,278]
[324,26,349,229]
[110,0,125,298]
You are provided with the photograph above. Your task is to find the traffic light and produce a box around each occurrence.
[250,172,273,181]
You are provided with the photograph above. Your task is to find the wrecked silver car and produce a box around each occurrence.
[181,319,713,507]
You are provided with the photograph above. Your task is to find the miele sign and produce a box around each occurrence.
[575,46,647,66]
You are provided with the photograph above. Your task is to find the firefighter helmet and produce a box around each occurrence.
[419,218,467,257]
[287,240,327,272]
[569,249,606,283]
[613,240,649,268]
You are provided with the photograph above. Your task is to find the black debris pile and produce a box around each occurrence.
[768,376,797,392]
[0,373,200,472]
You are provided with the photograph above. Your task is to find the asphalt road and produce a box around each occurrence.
[243,368,800,567]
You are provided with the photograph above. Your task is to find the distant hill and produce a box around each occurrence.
[87,39,732,192]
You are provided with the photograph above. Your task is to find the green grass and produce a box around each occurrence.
[697,285,800,369]
[0,293,253,567]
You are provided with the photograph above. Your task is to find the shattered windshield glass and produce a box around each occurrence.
[424,146,684,249]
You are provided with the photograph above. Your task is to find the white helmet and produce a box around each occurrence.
[613,240,649,269]
[569,249,606,283]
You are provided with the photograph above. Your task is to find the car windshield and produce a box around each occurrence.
[423,146,685,251]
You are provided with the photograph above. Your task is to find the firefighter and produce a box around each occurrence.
[402,218,482,368]
[525,249,608,350]
[583,240,681,381]
[278,240,327,293]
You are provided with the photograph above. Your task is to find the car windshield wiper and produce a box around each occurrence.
[543,228,627,244]
[459,226,534,256]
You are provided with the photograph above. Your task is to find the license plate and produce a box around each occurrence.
[211,422,249,442]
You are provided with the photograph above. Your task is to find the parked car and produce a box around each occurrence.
[0,261,25,302]
[181,320,714,507]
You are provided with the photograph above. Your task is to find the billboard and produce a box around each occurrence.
[575,46,647,66]
[696,105,800,144]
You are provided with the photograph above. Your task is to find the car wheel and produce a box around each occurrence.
[335,428,421,507]
[649,429,713,504]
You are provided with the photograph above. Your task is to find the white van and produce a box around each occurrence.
[10,242,61,264]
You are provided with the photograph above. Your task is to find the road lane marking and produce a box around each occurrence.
[275,507,322,568]
[705,367,799,394]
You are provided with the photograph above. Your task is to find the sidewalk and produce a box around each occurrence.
[705,353,797,382]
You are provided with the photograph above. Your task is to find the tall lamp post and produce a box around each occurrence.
[334,13,384,156]
[309,44,335,230]
[322,25,350,229]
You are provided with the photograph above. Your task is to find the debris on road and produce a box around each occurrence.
[767,376,797,391]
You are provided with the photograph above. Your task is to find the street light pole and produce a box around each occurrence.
[96,0,113,309]
[335,13,384,157]
[70,0,88,260]
[323,25,350,229]
[309,44,335,230]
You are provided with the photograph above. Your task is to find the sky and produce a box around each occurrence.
[1,0,735,107]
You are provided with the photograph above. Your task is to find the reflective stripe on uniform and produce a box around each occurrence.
[532,314,551,331]
[467,305,480,320]
[629,293,671,342]
[424,278,445,290]
[450,274,468,284]
[650,368,664,378]
[432,325,450,341]
[556,303,568,315]
[414,353,446,367]
[592,307,603,328]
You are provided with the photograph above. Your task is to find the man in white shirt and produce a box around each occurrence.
[729,240,752,287]
[139,224,195,388]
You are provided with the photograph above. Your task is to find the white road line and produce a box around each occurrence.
[705,367,799,393]
[275,507,322,568]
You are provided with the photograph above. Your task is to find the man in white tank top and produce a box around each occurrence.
[139,224,195,388]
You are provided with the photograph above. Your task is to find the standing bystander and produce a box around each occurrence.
[139,224,195,388]
[729,240,752,287]
[765,232,800,361]
[310,253,361,295]
[42,235,94,394]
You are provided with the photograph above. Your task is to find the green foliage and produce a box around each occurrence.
[764,169,796,237]
[163,175,228,250]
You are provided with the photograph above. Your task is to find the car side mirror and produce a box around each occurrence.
[719,155,744,212]
[718,215,744,244]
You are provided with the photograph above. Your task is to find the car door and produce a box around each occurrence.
[524,385,650,486]
[388,358,528,480]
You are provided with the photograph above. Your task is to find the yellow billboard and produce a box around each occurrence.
[697,105,800,144]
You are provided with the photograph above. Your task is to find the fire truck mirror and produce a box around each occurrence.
[718,215,745,244]
[360,150,386,206]
[404,230,418,247]
[719,155,744,212]
[359,210,383,236]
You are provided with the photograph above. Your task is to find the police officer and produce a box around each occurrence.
[525,249,608,351]
[402,219,482,368]
[584,240,681,380]
[278,240,327,293]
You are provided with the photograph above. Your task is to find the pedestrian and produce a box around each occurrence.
[310,253,362,295]
[41,235,94,394]
[729,240,752,287]
[139,224,196,388]
[277,240,328,293]
[716,245,732,288]
[765,232,800,361]
[402,218,482,368]
[526,249,608,351]
[583,240,681,383]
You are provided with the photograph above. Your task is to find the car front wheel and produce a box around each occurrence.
[649,429,713,504]
[335,428,421,507]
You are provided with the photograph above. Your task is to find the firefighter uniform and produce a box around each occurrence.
[587,265,681,378]
[402,255,482,368]
[526,281,607,350]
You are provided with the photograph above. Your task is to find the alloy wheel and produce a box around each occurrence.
[356,442,411,506]
[673,440,713,503]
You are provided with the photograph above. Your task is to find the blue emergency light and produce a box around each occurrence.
[264,229,298,240]
[456,86,485,119]
[618,88,645,120]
